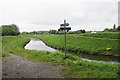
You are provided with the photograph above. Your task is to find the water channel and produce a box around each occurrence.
[24,39,120,64]
[25,39,56,52]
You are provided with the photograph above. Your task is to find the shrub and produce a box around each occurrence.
[1,24,20,36]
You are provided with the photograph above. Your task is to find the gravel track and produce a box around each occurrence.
[2,48,64,78]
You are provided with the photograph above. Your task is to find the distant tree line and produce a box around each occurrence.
[74,30,86,34]
[103,24,120,32]
[0,24,20,36]
[22,29,86,35]
[49,29,86,34]
[21,31,49,35]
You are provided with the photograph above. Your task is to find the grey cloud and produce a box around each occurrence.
[0,0,118,32]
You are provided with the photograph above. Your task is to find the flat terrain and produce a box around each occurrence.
[32,33,119,56]
[80,32,120,39]
[2,52,63,78]
[1,35,119,78]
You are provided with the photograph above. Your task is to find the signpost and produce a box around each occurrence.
[60,23,69,26]
[58,20,71,58]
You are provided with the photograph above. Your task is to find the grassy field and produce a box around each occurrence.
[0,37,9,57]
[2,35,119,78]
[31,34,119,56]
[80,32,120,39]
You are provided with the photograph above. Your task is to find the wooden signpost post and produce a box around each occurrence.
[58,20,71,58]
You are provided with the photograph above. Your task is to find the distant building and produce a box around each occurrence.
[91,31,97,33]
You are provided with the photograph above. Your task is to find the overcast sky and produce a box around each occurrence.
[0,0,119,32]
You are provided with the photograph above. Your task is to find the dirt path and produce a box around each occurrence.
[2,49,64,78]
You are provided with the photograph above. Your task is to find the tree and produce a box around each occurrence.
[1,24,20,36]
[118,26,120,31]
[49,30,57,34]
[113,24,116,29]
[103,28,109,32]
[21,32,29,35]
[74,29,86,34]
[82,29,86,33]
[68,31,75,34]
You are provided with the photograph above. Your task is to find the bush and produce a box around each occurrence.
[49,30,57,34]
[1,24,20,36]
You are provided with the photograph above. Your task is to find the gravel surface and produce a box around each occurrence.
[2,52,64,78]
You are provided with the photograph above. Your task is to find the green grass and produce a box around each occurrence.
[2,35,119,78]
[2,36,29,57]
[80,32,120,39]
[0,37,9,57]
[31,34,119,55]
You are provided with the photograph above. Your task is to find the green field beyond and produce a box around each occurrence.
[80,32,120,39]
[32,33,119,56]
[2,34,120,78]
